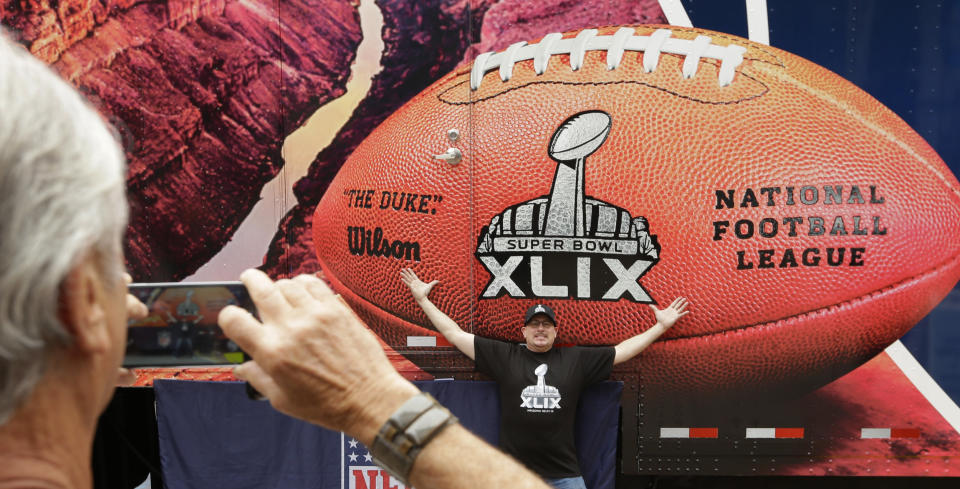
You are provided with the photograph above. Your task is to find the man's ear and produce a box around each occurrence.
[59,255,110,355]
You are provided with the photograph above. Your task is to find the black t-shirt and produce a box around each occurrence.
[474,336,615,478]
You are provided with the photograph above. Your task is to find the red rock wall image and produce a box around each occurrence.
[1,0,664,280]
[1,0,362,280]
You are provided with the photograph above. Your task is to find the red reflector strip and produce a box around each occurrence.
[660,427,718,438]
[775,428,804,439]
[890,428,921,438]
[406,336,452,347]
[689,428,718,438]
[861,428,921,439]
[746,428,804,439]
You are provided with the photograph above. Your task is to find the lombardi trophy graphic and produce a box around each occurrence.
[521,363,562,410]
[544,111,611,236]
[476,111,660,302]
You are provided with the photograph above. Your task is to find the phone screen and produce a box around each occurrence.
[124,282,255,368]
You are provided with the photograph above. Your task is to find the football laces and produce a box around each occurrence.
[470,27,748,91]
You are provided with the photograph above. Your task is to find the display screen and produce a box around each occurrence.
[124,282,255,367]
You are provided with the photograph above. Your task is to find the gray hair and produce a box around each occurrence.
[0,33,128,424]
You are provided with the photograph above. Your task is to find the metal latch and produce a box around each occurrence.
[433,147,462,165]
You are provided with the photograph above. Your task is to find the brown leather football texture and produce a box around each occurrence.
[312,25,960,398]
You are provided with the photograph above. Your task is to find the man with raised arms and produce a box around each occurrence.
[400,268,689,489]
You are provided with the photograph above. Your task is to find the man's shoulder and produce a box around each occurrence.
[474,335,520,356]
[473,336,522,379]
[564,344,616,364]
[475,335,518,346]
[565,344,615,354]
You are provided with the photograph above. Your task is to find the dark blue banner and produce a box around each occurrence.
[156,380,621,489]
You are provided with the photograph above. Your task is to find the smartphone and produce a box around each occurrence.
[124,282,255,368]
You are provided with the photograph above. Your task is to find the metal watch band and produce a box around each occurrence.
[370,392,459,485]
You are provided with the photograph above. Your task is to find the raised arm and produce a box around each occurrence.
[400,268,475,360]
[613,297,690,365]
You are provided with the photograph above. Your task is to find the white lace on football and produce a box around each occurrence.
[470,28,748,91]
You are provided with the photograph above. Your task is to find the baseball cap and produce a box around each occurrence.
[524,304,557,325]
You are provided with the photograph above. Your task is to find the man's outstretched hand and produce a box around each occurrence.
[649,297,690,330]
[400,267,438,302]
[218,269,418,445]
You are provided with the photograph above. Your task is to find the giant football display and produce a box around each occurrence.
[312,25,960,399]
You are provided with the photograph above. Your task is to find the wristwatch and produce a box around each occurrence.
[370,392,459,485]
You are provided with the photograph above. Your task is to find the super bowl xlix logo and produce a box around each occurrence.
[521,364,562,412]
[476,111,660,302]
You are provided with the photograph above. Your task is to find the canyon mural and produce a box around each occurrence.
[1,0,664,280]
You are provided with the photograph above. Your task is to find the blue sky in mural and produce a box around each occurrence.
[683,0,960,402]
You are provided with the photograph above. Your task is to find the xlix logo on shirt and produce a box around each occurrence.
[475,111,660,303]
[521,364,562,412]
